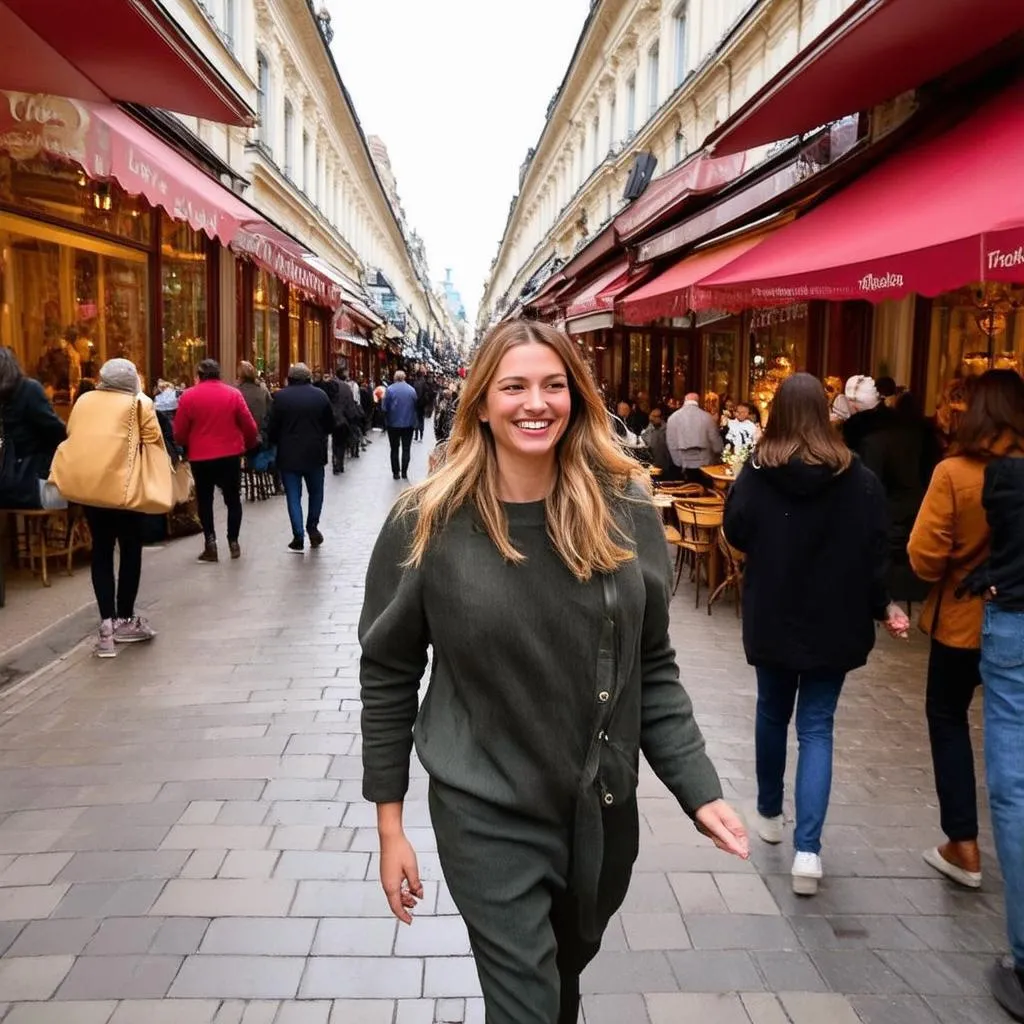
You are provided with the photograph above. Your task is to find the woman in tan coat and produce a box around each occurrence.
[52,359,168,657]
[908,370,1022,888]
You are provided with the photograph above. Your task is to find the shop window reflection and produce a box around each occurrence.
[252,268,281,380]
[305,310,322,373]
[628,331,651,400]
[161,212,207,387]
[0,213,148,414]
[288,289,300,365]
[748,304,808,422]
[704,330,740,413]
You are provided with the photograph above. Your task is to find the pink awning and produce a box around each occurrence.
[1,0,253,126]
[565,260,631,319]
[705,0,1024,157]
[231,223,343,309]
[619,232,774,323]
[695,77,1024,307]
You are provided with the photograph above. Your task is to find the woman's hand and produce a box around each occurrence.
[379,832,423,925]
[883,602,911,640]
[695,799,750,859]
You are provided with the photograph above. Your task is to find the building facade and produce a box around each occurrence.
[478,0,856,333]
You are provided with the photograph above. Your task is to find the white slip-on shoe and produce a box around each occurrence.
[756,813,784,845]
[792,852,823,895]
[923,846,982,889]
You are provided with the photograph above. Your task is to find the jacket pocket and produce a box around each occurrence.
[982,606,1024,669]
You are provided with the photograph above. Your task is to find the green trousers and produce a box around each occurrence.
[429,780,637,1024]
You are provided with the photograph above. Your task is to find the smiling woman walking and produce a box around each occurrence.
[359,319,748,1024]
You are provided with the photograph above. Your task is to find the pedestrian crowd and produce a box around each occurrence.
[1,320,1022,1024]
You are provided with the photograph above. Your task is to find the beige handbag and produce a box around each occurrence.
[123,400,174,514]
[170,460,195,507]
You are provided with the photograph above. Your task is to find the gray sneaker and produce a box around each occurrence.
[113,616,156,644]
[95,621,117,658]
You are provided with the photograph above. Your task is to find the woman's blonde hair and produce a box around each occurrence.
[399,319,646,580]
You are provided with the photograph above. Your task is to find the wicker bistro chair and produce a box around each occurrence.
[708,531,745,617]
[671,498,725,606]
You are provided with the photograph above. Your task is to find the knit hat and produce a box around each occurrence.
[845,374,879,411]
[97,358,140,395]
[830,394,853,422]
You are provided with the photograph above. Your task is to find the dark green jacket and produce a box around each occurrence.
[359,486,722,822]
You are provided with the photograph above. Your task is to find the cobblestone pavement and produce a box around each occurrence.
[0,428,1009,1024]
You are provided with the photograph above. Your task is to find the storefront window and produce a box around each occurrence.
[161,212,207,387]
[703,327,741,412]
[252,269,281,379]
[0,155,151,246]
[305,306,323,373]
[0,210,148,415]
[288,289,300,366]
[927,286,1024,419]
[748,304,809,422]
[628,331,651,401]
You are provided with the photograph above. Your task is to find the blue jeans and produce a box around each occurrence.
[755,667,845,855]
[980,603,1024,969]
[280,468,325,541]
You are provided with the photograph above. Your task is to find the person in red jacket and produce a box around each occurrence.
[174,358,259,562]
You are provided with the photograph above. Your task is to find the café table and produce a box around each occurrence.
[701,464,737,493]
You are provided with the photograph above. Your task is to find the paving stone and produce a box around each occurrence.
[713,873,781,915]
[646,992,750,1024]
[0,809,85,832]
[291,880,437,917]
[617,873,677,913]
[778,992,863,1024]
[313,918,397,956]
[848,995,941,1024]
[84,917,163,955]
[149,879,296,917]
[422,957,481,998]
[752,950,828,991]
[582,994,650,1024]
[108,999,220,1024]
[876,950,989,996]
[269,826,326,851]
[58,851,189,882]
[685,913,798,951]
[301,957,423,999]
[740,993,790,1024]
[55,955,183,999]
[667,872,728,915]
[664,950,764,992]
[274,850,370,880]
[790,914,928,951]
[0,883,69,920]
[178,802,223,825]
[200,917,316,955]
[275,1002,332,1024]
[180,850,228,879]
[620,912,691,951]
[394,999,434,1024]
[3,1001,117,1024]
[0,853,74,886]
[7,917,99,955]
[327,1001,396,1024]
[160,825,273,850]
[50,826,173,852]
[262,780,339,802]
[808,949,913,994]
[149,917,211,954]
[51,881,165,918]
[267,803,348,827]
[0,957,75,1000]
[579,951,679,995]
[169,955,305,998]
[216,802,270,826]
[394,915,471,956]
[219,850,279,878]
[0,921,25,955]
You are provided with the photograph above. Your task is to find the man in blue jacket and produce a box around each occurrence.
[382,370,418,480]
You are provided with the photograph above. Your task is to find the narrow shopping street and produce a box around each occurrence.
[0,429,1006,1024]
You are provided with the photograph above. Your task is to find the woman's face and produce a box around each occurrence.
[480,342,572,464]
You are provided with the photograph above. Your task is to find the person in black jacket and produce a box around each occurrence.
[0,346,67,507]
[725,373,909,896]
[266,363,335,552]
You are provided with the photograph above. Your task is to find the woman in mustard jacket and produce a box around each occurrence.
[909,370,1023,889]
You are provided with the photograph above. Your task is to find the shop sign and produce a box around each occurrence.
[0,91,108,175]
[751,303,807,328]
[233,229,342,308]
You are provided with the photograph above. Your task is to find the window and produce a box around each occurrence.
[609,95,617,146]
[256,52,270,144]
[283,101,294,178]
[591,115,600,168]
[673,3,688,87]
[303,131,311,194]
[161,212,208,386]
[223,0,236,50]
[647,42,660,116]
[626,75,636,136]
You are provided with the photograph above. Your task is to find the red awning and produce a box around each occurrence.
[565,260,631,320]
[695,77,1024,308]
[619,232,773,323]
[615,151,747,241]
[1,0,253,126]
[231,223,343,309]
[705,0,1024,157]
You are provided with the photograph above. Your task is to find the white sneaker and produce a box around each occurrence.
[792,852,823,895]
[756,813,784,844]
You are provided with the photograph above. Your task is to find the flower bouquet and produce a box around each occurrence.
[721,442,753,476]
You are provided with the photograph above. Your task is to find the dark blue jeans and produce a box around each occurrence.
[980,604,1024,968]
[280,468,324,541]
[755,667,845,855]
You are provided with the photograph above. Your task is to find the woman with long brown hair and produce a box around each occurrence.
[910,368,1024,890]
[359,319,748,1024]
[725,372,908,895]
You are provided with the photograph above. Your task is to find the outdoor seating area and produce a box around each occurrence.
[0,506,92,606]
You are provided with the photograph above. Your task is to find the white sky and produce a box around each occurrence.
[329,0,592,326]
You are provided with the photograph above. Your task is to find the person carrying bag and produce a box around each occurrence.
[49,358,172,658]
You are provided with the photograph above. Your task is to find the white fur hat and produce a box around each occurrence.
[844,375,879,411]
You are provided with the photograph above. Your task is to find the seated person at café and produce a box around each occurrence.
[725,402,759,450]
[641,407,679,480]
